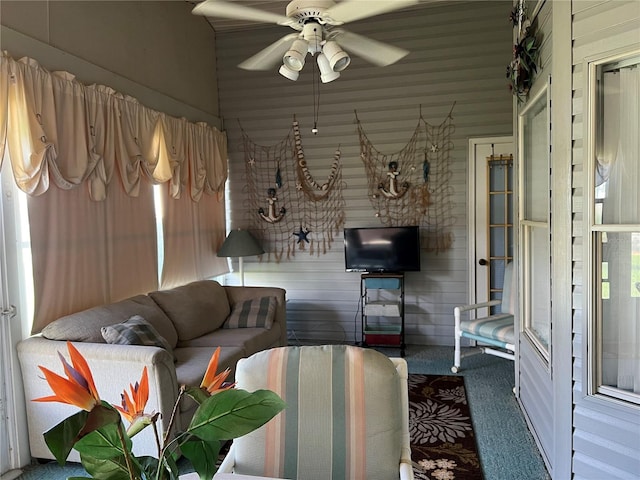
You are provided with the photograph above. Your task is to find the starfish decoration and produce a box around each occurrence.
[293,227,310,244]
[430,143,439,153]
[248,157,255,166]
[296,182,303,191]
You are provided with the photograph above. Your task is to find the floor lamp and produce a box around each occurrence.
[217,229,264,286]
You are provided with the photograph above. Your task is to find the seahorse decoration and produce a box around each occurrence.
[241,117,346,262]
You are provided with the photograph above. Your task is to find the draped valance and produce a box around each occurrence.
[0,52,227,201]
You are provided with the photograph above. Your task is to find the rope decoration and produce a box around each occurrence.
[355,103,457,253]
[242,118,346,262]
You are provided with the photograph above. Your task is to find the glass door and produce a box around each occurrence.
[469,137,514,313]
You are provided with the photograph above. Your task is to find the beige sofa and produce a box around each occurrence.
[17,280,287,462]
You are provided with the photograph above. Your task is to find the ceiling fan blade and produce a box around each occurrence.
[325,0,419,24]
[192,0,291,26]
[238,33,299,71]
[333,30,409,67]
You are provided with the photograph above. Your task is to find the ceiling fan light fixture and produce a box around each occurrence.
[317,53,340,83]
[301,22,323,54]
[322,40,350,72]
[283,38,309,71]
[279,64,299,81]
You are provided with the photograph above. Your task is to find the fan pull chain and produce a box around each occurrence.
[312,27,320,135]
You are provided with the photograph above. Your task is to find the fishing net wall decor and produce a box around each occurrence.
[355,104,456,253]
[241,117,346,262]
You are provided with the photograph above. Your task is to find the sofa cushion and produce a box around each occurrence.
[41,295,178,348]
[149,280,230,342]
[178,326,281,353]
[101,315,173,354]
[223,296,276,329]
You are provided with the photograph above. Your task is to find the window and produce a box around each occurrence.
[519,80,551,366]
[588,53,640,404]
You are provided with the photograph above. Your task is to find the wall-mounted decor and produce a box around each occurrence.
[242,118,346,261]
[506,0,539,102]
[355,104,456,253]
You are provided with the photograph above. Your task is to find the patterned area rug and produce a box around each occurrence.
[409,374,483,480]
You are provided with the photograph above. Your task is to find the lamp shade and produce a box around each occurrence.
[317,53,340,83]
[217,229,264,258]
[322,41,350,72]
[279,64,299,81]
[283,39,309,71]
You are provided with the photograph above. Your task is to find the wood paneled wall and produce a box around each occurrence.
[216,1,513,345]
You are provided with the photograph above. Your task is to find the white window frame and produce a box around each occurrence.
[584,47,640,406]
[518,77,552,369]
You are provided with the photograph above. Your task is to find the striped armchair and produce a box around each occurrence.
[217,345,413,480]
[452,261,516,373]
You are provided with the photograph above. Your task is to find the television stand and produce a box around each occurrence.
[360,272,405,357]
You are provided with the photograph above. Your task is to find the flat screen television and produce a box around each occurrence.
[344,226,421,273]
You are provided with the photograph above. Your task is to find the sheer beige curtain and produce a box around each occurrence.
[0,57,8,163]
[160,189,228,289]
[0,53,229,332]
[158,115,229,289]
[28,180,158,333]
[600,67,640,394]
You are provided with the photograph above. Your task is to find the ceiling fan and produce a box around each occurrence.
[192,0,419,82]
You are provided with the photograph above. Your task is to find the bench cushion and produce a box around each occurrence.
[460,313,514,346]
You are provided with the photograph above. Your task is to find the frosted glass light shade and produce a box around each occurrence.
[317,53,340,83]
[283,39,309,71]
[279,64,299,81]
[322,41,350,72]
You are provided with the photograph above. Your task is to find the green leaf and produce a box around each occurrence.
[181,438,221,480]
[80,453,140,480]
[137,455,167,480]
[43,403,123,464]
[83,403,121,433]
[74,423,132,459]
[525,36,536,50]
[184,386,209,406]
[187,389,286,441]
[163,453,179,480]
[43,410,89,464]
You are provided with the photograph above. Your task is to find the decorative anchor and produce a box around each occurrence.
[258,187,286,223]
[378,161,409,199]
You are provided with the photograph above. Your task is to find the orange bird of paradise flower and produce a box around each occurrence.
[116,366,150,423]
[34,341,100,412]
[200,347,234,395]
[116,366,157,437]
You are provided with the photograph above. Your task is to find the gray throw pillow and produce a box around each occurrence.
[101,315,173,356]
[223,296,276,329]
